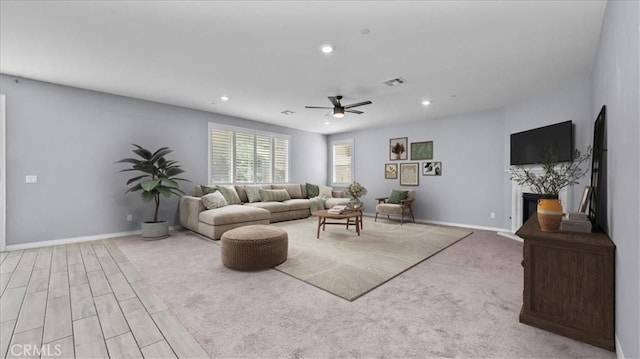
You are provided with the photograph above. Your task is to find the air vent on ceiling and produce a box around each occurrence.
[281,110,295,115]
[383,77,407,87]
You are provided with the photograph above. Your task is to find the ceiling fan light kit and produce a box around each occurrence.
[306,95,372,118]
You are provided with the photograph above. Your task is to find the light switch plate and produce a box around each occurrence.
[25,175,38,184]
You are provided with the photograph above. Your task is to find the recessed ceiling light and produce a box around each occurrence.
[321,44,333,54]
[324,121,330,125]
[220,96,229,101]
[421,100,431,106]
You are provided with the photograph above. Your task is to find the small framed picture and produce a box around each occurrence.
[422,161,442,176]
[578,186,593,213]
[384,163,398,179]
[400,162,420,186]
[410,141,433,160]
[389,137,408,160]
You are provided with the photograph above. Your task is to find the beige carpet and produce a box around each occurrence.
[272,217,471,300]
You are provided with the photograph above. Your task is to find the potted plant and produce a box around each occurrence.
[509,147,592,231]
[346,181,368,209]
[116,144,189,240]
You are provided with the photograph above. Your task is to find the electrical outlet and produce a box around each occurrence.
[490,212,496,219]
[25,175,38,184]
[127,214,133,222]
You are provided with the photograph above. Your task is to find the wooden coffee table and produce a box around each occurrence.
[312,209,363,239]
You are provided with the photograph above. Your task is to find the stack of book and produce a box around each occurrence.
[560,212,592,233]
[327,205,348,214]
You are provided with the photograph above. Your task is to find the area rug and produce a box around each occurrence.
[271,217,472,300]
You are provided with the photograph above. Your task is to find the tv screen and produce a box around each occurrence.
[510,121,573,165]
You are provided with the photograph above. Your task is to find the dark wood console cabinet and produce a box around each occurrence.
[516,216,615,351]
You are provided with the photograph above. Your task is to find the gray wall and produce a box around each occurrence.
[330,76,592,231]
[590,0,640,357]
[0,75,327,246]
[330,109,507,229]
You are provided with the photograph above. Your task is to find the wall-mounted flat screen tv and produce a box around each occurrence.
[510,121,573,165]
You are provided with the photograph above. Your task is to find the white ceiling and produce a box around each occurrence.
[0,1,606,135]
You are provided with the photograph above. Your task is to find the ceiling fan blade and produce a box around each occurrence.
[328,96,341,107]
[345,109,364,114]
[305,106,333,109]
[344,100,372,109]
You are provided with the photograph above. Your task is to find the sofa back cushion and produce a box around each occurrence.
[272,184,303,199]
[318,185,333,198]
[244,185,271,203]
[198,185,218,197]
[259,189,291,202]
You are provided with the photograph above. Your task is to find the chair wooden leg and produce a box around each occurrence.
[374,212,378,222]
[400,214,404,225]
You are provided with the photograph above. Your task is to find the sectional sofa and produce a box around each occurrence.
[179,183,350,240]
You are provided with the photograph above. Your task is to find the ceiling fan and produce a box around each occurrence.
[305,96,372,118]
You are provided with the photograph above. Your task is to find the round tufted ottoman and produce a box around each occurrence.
[220,225,288,270]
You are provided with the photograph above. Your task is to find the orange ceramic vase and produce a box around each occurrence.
[537,198,563,232]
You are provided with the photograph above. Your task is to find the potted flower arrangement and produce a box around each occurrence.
[509,147,592,231]
[346,181,368,209]
[116,144,189,240]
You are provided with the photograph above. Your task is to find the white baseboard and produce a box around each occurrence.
[497,231,524,242]
[4,230,141,251]
[615,335,625,359]
[363,212,511,234]
[3,226,182,252]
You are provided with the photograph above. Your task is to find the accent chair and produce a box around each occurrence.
[374,189,416,224]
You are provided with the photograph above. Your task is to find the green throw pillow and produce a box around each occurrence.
[306,183,320,199]
[200,185,218,195]
[388,190,409,204]
[217,185,242,204]
[259,189,291,202]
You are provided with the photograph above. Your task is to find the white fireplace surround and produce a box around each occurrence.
[510,166,570,233]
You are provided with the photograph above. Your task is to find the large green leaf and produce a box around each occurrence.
[141,179,161,192]
[161,178,179,188]
[165,167,185,177]
[150,148,172,164]
[141,191,156,202]
[115,158,142,165]
[158,186,172,197]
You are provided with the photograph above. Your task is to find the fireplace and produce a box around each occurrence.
[510,167,570,233]
[522,193,546,223]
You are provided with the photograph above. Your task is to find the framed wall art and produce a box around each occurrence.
[400,162,419,186]
[578,186,593,213]
[422,161,442,176]
[384,163,398,179]
[410,141,433,160]
[389,137,408,160]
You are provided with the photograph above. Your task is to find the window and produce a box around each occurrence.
[332,139,353,186]
[209,123,290,184]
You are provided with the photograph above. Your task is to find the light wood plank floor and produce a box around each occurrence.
[0,239,208,359]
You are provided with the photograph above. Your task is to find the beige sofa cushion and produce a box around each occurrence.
[199,205,270,226]
[325,197,350,208]
[284,199,312,211]
[319,185,333,198]
[245,201,289,213]
[201,192,227,209]
[272,184,303,199]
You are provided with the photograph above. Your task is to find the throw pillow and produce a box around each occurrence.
[201,191,227,209]
[259,189,291,202]
[306,183,320,199]
[272,184,303,199]
[388,189,409,204]
[217,185,242,205]
[318,185,333,198]
[200,185,218,195]
[245,185,263,203]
